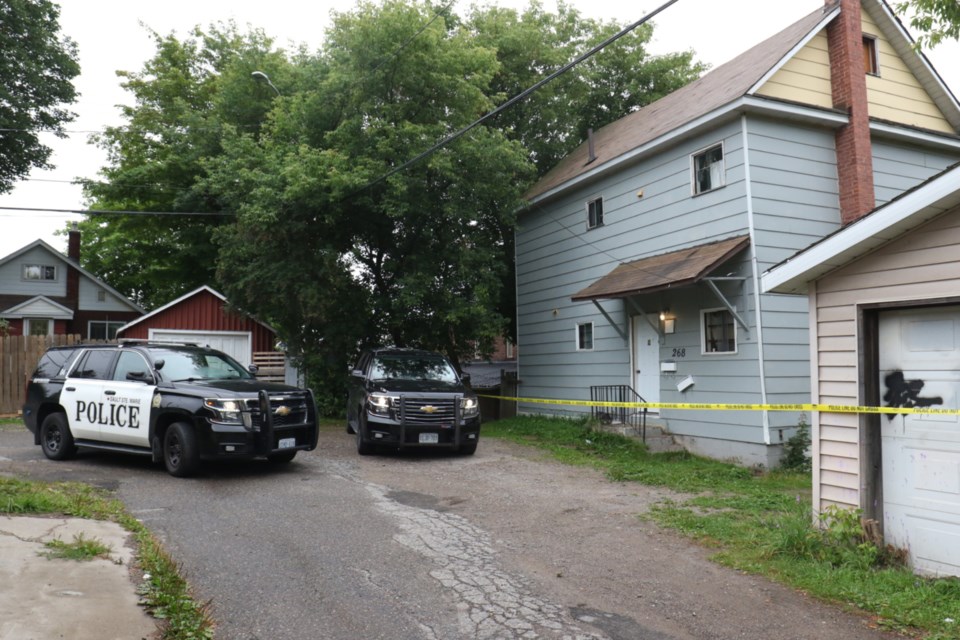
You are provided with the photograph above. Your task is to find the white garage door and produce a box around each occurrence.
[879,306,960,576]
[148,330,252,367]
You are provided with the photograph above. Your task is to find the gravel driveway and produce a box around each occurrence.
[0,423,904,639]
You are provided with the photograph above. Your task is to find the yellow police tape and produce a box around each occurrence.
[475,394,960,416]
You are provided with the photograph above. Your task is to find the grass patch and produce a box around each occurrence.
[42,533,112,561]
[0,477,214,639]
[485,415,960,639]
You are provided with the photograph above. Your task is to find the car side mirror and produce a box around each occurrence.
[126,371,154,384]
[351,369,365,379]
[460,372,471,385]
[248,364,259,375]
[153,359,165,371]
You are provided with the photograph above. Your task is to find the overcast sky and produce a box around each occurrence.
[2,0,958,257]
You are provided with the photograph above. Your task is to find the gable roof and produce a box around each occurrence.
[524,0,960,204]
[572,235,751,301]
[762,161,960,294]
[117,285,276,334]
[1,295,74,319]
[0,239,144,314]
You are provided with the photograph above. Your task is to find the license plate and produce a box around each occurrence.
[278,437,296,449]
[419,433,439,444]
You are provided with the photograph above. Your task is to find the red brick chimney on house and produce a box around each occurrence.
[827,0,875,225]
[66,223,80,312]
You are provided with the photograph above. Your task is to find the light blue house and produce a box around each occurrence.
[514,0,960,466]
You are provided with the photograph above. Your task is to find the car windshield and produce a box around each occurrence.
[155,349,252,381]
[370,355,458,383]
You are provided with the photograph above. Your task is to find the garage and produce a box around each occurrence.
[879,306,960,575]
[762,162,960,575]
[117,286,280,370]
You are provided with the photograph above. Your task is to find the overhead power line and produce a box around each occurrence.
[0,206,232,217]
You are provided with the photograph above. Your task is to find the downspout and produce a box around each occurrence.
[741,115,772,446]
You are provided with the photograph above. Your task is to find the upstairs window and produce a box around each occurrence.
[863,35,879,76]
[702,308,737,354]
[23,264,56,281]
[586,197,604,230]
[692,144,725,195]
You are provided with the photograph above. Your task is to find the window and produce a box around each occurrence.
[586,197,604,229]
[25,318,52,336]
[692,144,724,195]
[863,35,879,75]
[702,308,736,354]
[113,351,150,381]
[97,289,107,302]
[576,322,594,351]
[71,349,117,380]
[22,264,56,281]
[88,321,126,340]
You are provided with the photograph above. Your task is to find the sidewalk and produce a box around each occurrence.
[0,515,157,640]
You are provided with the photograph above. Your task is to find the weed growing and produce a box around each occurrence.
[485,415,960,639]
[41,533,112,561]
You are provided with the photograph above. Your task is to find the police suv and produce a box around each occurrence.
[22,341,319,477]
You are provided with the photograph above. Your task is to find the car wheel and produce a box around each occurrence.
[40,413,76,461]
[458,441,478,456]
[267,450,297,464]
[346,416,355,434]
[164,422,200,477]
[356,413,374,456]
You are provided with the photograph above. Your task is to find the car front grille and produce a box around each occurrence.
[399,397,458,425]
[247,394,311,430]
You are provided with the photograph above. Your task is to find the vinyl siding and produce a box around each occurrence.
[812,204,960,511]
[755,30,832,109]
[0,246,67,297]
[861,9,954,134]
[872,138,960,206]
[78,277,135,312]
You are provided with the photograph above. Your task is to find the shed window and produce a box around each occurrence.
[23,264,56,281]
[863,35,879,76]
[576,322,594,351]
[587,197,604,229]
[692,144,724,195]
[702,308,736,354]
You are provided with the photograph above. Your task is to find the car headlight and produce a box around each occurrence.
[205,398,250,426]
[367,393,396,416]
[461,396,479,418]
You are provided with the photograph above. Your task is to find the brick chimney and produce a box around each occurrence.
[827,0,875,225]
[66,223,80,313]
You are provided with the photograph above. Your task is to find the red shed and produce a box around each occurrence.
[116,286,277,367]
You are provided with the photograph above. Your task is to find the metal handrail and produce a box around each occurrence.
[589,385,648,442]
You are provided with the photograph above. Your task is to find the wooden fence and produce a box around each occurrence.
[0,334,83,416]
[252,351,287,383]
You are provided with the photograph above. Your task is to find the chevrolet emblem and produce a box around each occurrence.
[421,405,438,414]
[274,405,292,417]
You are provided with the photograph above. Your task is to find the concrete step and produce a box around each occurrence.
[593,418,685,454]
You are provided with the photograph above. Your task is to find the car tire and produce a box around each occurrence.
[356,413,374,456]
[40,413,76,461]
[458,441,478,456]
[164,422,200,477]
[267,450,297,464]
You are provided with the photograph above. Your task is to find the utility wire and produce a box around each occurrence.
[0,206,232,217]
[350,0,680,197]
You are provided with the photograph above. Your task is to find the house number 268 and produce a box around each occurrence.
[672,348,686,358]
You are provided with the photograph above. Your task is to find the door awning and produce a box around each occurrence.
[571,235,750,301]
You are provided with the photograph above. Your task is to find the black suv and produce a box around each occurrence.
[22,341,319,477]
[346,348,480,455]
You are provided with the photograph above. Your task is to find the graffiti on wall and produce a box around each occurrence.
[883,371,944,420]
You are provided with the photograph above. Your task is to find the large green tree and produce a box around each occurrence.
[81,0,706,408]
[0,0,79,193]
[80,24,290,309]
[898,0,960,47]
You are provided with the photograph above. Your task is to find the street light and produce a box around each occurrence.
[251,71,280,96]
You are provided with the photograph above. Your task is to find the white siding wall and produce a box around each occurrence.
[813,205,960,510]
[78,278,135,312]
[0,246,67,297]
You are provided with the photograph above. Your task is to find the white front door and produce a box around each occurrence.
[879,306,960,576]
[633,315,660,408]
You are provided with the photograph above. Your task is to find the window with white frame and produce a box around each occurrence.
[576,322,594,351]
[22,264,56,281]
[586,197,604,229]
[25,318,53,336]
[88,321,126,341]
[692,143,725,195]
[702,308,736,354]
